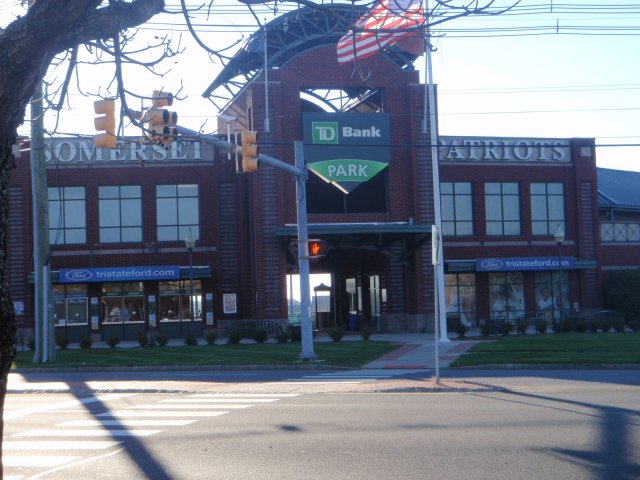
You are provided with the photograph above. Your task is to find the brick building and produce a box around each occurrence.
[7,6,630,343]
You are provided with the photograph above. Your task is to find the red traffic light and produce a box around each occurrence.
[309,240,326,257]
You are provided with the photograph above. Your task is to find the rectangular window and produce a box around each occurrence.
[441,182,473,236]
[445,273,476,326]
[48,187,86,245]
[100,282,144,324]
[535,271,569,322]
[489,272,524,322]
[156,184,200,241]
[159,280,202,322]
[531,183,565,235]
[485,182,520,235]
[99,185,142,243]
[53,283,88,326]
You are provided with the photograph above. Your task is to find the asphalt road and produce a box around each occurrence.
[3,369,640,479]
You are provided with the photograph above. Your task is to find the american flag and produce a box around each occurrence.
[337,0,425,64]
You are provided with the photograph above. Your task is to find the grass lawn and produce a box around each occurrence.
[451,332,640,367]
[12,340,398,370]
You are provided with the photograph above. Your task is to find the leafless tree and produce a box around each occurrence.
[0,0,515,475]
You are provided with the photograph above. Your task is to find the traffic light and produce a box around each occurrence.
[144,90,178,149]
[241,130,259,172]
[309,240,326,258]
[94,99,116,148]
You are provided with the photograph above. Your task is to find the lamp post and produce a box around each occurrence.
[554,225,565,320]
[184,229,196,332]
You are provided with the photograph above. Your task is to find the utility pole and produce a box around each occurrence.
[178,127,315,360]
[30,81,54,363]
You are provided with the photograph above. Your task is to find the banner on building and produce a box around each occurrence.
[303,112,390,194]
[476,257,574,272]
[59,265,181,283]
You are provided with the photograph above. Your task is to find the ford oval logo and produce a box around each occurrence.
[479,259,503,270]
[65,269,93,281]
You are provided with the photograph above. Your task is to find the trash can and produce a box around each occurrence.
[348,313,357,331]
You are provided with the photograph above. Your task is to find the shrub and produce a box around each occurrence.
[79,337,93,349]
[627,319,640,332]
[604,270,640,324]
[106,336,120,348]
[535,318,547,334]
[600,316,612,333]
[573,318,587,333]
[276,331,290,343]
[453,321,469,338]
[205,330,218,345]
[251,329,268,344]
[56,336,71,349]
[587,318,600,333]
[136,330,149,347]
[515,319,528,335]
[329,327,345,342]
[27,337,36,351]
[612,317,626,333]
[498,321,512,336]
[227,328,242,345]
[360,326,374,341]
[551,320,561,333]
[480,323,492,337]
[155,332,168,346]
[184,333,198,346]
[561,319,573,333]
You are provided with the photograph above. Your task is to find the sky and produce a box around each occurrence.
[2,1,640,171]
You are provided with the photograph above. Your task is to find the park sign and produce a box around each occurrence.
[303,112,390,193]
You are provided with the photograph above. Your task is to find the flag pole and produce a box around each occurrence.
[423,0,449,384]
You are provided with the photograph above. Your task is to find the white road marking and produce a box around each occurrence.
[3,440,120,450]
[13,429,161,437]
[189,393,301,398]
[95,410,228,417]
[57,419,196,427]
[129,403,251,409]
[4,393,137,420]
[3,456,79,468]
[159,398,278,403]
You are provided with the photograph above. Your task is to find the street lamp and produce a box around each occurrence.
[554,224,565,320]
[184,229,196,327]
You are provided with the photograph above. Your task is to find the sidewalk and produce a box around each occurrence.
[358,332,482,369]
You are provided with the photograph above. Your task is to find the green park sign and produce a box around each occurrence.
[303,112,390,193]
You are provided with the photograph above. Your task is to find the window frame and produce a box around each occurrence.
[485,182,520,236]
[530,182,565,236]
[156,184,200,242]
[98,185,142,244]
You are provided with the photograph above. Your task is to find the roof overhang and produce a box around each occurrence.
[275,222,431,269]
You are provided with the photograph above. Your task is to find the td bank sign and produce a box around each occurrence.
[303,113,390,194]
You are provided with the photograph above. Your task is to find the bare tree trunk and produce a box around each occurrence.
[0,137,17,479]
[0,3,165,476]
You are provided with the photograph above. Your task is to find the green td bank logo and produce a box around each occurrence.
[312,122,338,144]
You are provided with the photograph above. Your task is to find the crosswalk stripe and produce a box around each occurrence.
[3,440,120,450]
[14,429,161,437]
[57,419,196,427]
[159,398,278,403]
[189,393,301,398]
[3,456,79,468]
[4,393,136,420]
[96,410,228,417]
[128,404,251,409]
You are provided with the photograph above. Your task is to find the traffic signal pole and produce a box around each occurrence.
[178,128,316,360]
